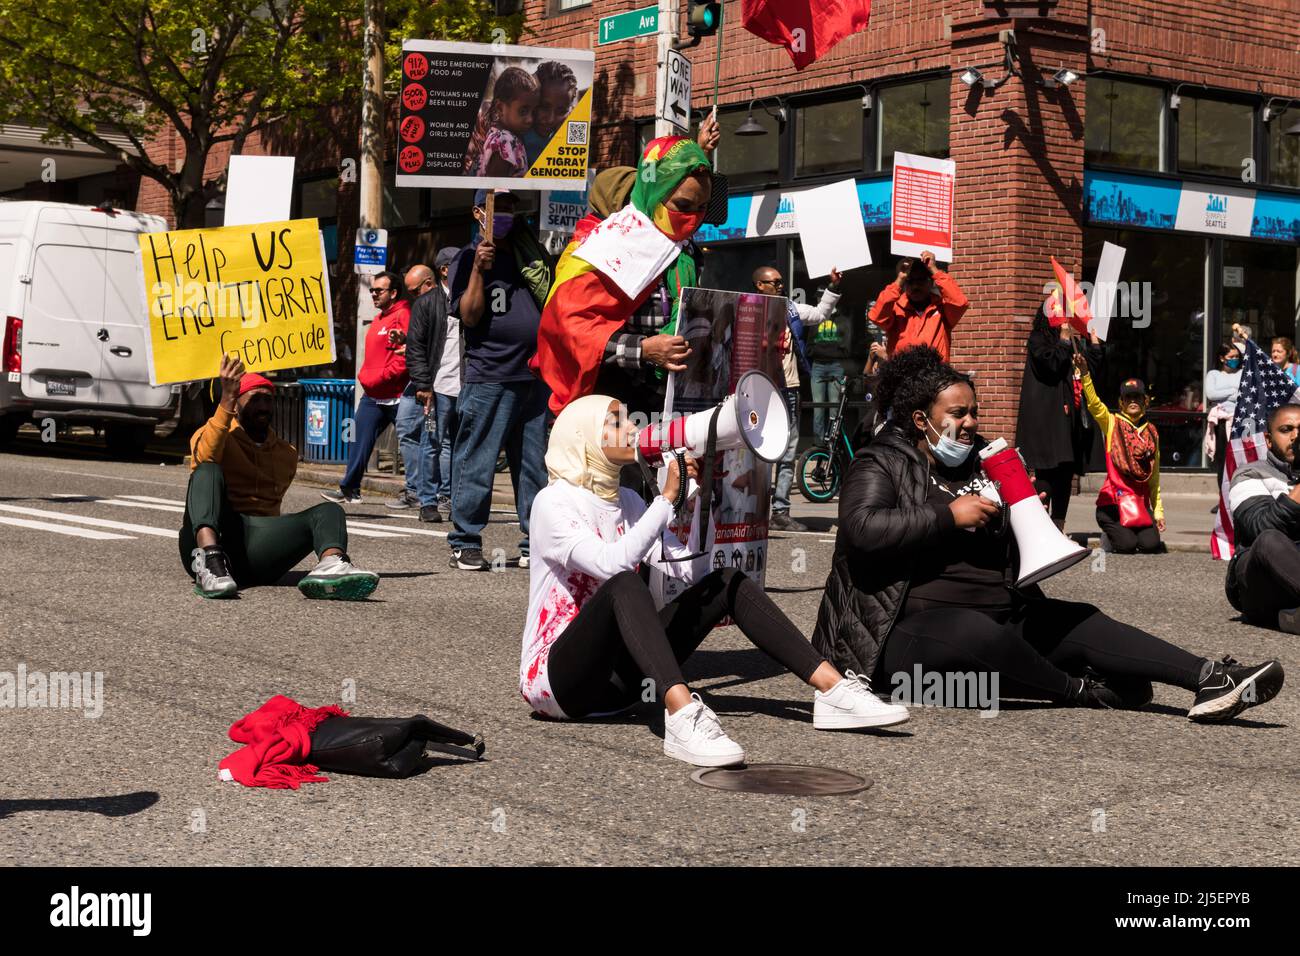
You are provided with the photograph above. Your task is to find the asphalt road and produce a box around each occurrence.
[1,435,1297,866]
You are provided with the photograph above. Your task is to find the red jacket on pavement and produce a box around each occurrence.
[868,270,969,361]
[357,300,411,400]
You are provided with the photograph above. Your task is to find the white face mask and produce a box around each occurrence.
[924,416,973,466]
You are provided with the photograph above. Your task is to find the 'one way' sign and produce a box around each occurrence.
[658,48,691,133]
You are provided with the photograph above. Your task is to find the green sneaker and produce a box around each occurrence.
[191,547,238,599]
[297,554,379,600]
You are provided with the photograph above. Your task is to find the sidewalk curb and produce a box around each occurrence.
[295,464,517,507]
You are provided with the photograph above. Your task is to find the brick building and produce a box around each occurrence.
[528,0,1299,468]
[4,1,1296,469]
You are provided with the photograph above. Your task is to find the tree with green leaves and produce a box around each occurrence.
[0,1,522,227]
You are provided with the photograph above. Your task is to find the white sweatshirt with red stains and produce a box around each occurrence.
[519,479,703,718]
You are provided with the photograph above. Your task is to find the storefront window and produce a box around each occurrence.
[1177,95,1253,178]
[696,239,779,296]
[1266,115,1300,188]
[1085,78,1165,171]
[298,176,338,220]
[877,78,949,171]
[1084,228,1208,468]
[1221,240,1300,349]
[713,109,781,187]
[795,98,864,178]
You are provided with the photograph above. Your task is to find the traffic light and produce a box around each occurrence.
[686,1,722,39]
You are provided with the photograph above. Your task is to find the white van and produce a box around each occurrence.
[0,201,178,452]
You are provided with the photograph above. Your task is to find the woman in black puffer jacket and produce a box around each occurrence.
[810,347,1283,723]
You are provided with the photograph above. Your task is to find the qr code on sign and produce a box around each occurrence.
[566,121,588,146]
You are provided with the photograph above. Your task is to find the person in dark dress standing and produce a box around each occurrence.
[1015,306,1104,530]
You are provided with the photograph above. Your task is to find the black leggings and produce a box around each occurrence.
[1230,529,1300,627]
[1096,505,1162,554]
[1032,463,1075,523]
[882,599,1205,703]
[547,568,826,718]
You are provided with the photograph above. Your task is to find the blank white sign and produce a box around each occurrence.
[790,178,872,279]
[224,155,296,226]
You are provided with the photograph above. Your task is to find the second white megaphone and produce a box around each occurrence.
[978,438,1088,587]
[636,369,789,466]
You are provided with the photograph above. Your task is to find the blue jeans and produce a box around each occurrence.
[433,391,460,503]
[340,395,399,494]
[395,392,437,506]
[449,379,549,555]
[772,387,800,513]
[810,361,843,443]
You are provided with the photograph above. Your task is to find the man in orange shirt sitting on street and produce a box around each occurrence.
[867,250,968,361]
[181,353,379,601]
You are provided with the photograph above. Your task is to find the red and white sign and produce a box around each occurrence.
[890,151,956,261]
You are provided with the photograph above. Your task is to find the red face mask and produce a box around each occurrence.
[662,207,705,241]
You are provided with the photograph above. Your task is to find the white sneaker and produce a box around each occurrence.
[191,547,237,599]
[663,693,745,767]
[297,553,379,600]
[813,670,911,729]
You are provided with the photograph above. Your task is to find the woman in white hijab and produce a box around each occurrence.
[519,394,910,767]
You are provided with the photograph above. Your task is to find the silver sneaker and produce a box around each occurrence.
[297,554,379,600]
[191,547,237,599]
[386,490,416,510]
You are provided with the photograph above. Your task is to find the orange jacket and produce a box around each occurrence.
[867,270,969,361]
[190,405,298,516]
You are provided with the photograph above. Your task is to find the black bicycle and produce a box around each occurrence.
[795,358,882,503]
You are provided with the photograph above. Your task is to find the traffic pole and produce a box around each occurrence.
[654,0,681,138]
[355,0,385,410]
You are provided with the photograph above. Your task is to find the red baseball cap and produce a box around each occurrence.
[238,373,274,397]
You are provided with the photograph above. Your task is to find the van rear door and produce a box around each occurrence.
[20,207,105,404]
[98,216,171,409]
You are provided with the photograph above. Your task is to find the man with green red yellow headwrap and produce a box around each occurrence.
[529,135,714,416]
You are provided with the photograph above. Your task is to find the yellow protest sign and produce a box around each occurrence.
[138,218,335,385]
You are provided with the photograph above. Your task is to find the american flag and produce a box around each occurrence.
[1210,338,1300,559]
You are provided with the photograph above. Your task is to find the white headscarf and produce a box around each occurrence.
[545,394,623,502]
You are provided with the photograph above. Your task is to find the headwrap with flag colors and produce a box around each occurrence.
[530,136,712,415]
[741,0,873,71]
[1211,338,1300,559]
[1044,256,1092,336]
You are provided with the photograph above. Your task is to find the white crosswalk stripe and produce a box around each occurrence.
[115,494,187,506]
[339,526,408,538]
[0,515,133,540]
[13,492,441,543]
[0,503,178,538]
[347,519,448,538]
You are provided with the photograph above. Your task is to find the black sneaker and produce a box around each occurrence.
[1084,668,1153,710]
[1066,675,1125,709]
[1187,656,1285,723]
[321,489,361,504]
[420,505,443,523]
[770,511,808,532]
[387,490,417,510]
[450,548,489,571]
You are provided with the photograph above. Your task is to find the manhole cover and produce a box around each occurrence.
[690,763,872,796]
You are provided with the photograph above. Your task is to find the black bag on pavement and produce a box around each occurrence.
[308,715,485,779]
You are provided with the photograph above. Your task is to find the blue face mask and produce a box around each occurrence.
[491,213,514,238]
[1225,358,1241,371]
[925,417,973,467]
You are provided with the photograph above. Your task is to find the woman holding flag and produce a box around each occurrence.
[529,134,714,416]
[1015,258,1103,530]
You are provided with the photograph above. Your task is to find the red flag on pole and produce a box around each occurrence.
[741,0,873,71]
[1043,256,1092,336]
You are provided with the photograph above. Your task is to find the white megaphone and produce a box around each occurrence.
[978,438,1088,586]
[636,369,789,467]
